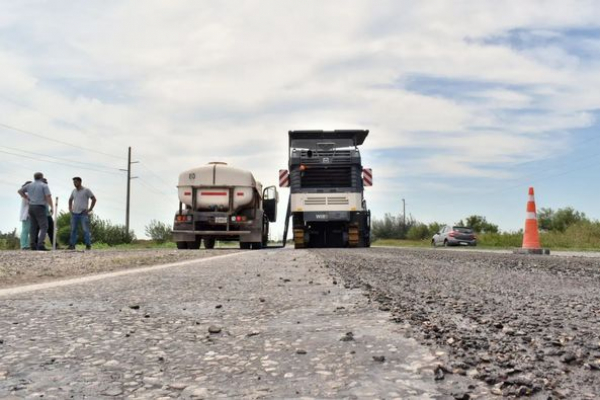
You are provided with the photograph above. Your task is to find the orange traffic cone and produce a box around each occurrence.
[515,187,549,255]
[522,187,541,249]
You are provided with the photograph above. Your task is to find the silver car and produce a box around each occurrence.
[432,226,477,247]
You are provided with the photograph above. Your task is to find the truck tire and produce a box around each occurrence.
[176,241,188,250]
[240,242,251,250]
[187,238,201,250]
[251,242,262,250]
[204,237,216,249]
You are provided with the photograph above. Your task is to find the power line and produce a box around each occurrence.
[0,122,124,160]
[139,162,174,191]
[483,150,600,196]
[0,145,121,172]
[0,149,123,176]
[137,177,173,199]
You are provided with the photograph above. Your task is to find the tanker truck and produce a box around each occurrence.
[172,162,278,250]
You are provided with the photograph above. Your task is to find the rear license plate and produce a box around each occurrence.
[215,217,228,224]
[459,242,469,246]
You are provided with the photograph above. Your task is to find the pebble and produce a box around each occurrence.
[208,326,222,334]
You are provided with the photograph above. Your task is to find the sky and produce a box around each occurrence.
[1,0,600,240]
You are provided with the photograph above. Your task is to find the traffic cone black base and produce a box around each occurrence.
[513,248,550,255]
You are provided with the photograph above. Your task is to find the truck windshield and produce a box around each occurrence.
[291,139,354,150]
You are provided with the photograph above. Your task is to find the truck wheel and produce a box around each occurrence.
[176,241,188,249]
[240,242,251,250]
[204,237,216,249]
[187,238,201,250]
[251,242,262,250]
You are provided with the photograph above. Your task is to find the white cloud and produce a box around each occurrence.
[1,0,600,235]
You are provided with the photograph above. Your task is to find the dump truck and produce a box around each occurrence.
[279,130,372,248]
[172,162,278,250]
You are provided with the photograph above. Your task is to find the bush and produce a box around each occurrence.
[538,207,588,232]
[56,212,135,246]
[145,220,172,243]
[456,215,499,234]
[372,213,417,240]
[478,232,523,247]
[0,229,20,250]
[406,223,431,240]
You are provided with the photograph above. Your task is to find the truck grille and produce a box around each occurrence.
[304,197,327,206]
[298,150,353,164]
[300,167,352,188]
[327,196,349,205]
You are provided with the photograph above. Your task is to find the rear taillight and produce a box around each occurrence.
[176,215,192,222]
[231,215,248,222]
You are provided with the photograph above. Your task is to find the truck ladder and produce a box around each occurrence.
[280,195,292,248]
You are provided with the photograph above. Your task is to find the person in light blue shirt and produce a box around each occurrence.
[19,181,32,250]
[17,172,53,251]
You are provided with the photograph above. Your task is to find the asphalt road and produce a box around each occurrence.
[1,247,599,399]
[322,247,600,399]
[0,249,481,400]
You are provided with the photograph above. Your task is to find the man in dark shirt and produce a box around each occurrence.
[18,172,54,251]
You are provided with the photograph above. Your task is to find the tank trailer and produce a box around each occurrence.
[172,162,278,249]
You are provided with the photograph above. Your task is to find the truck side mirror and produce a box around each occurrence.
[263,186,278,222]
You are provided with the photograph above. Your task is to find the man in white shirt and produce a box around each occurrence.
[68,177,97,250]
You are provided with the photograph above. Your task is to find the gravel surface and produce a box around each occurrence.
[0,249,239,289]
[321,247,600,399]
[0,249,482,399]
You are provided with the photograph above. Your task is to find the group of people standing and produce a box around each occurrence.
[18,173,97,251]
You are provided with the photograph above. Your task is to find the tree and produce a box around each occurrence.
[537,208,554,231]
[145,220,172,243]
[371,213,417,240]
[456,215,499,234]
[537,207,587,232]
[428,222,444,236]
[406,223,430,240]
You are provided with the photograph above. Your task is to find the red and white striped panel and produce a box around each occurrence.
[279,169,290,187]
[362,168,373,187]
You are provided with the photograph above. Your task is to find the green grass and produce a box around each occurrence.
[372,239,432,248]
[374,231,600,252]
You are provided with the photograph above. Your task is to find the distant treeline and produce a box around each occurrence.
[372,207,600,249]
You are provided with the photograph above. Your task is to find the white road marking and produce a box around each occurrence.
[0,251,245,297]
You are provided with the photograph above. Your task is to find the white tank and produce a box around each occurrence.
[178,163,262,211]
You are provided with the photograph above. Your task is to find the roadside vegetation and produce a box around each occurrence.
[372,207,600,250]
[2,207,598,251]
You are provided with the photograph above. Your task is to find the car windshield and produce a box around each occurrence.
[453,227,473,233]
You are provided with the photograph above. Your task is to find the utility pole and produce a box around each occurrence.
[121,147,138,234]
[402,198,406,228]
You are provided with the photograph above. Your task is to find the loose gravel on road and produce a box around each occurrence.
[0,249,485,399]
[0,249,238,289]
[322,247,600,399]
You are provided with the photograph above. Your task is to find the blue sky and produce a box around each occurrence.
[1,1,600,239]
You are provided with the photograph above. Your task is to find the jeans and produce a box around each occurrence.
[20,220,30,249]
[70,212,91,246]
